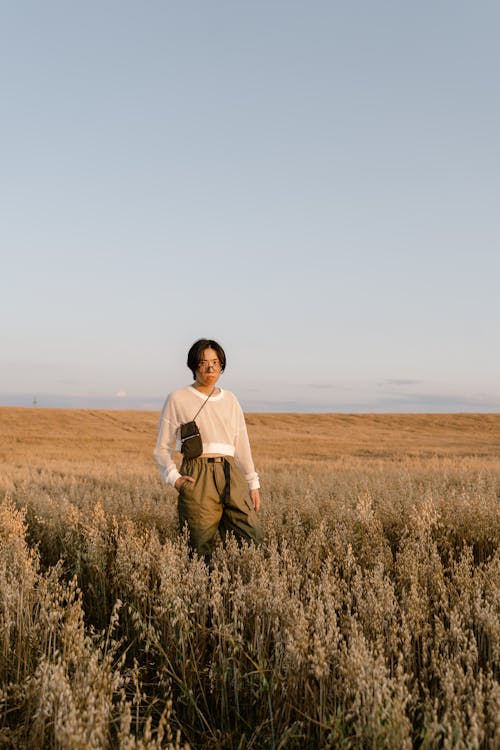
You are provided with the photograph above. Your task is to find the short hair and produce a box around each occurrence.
[187,338,226,378]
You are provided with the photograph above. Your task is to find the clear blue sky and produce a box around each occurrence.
[2,1,499,412]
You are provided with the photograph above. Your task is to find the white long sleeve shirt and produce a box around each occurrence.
[154,386,260,490]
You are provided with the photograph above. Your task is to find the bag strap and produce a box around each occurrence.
[191,387,215,421]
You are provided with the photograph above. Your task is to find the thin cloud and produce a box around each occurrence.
[308,383,353,391]
[379,379,423,387]
[115,390,127,398]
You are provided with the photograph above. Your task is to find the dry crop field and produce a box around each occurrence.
[0,408,499,749]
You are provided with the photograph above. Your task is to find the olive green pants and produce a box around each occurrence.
[178,456,262,562]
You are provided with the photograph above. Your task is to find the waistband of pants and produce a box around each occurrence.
[182,455,232,464]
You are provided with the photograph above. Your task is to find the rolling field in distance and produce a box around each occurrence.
[1,408,499,749]
[2,407,500,466]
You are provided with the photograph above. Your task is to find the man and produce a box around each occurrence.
[154,338,262,562]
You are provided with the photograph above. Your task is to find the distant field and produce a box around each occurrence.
[2,407,500,468]
[1,408,499,749]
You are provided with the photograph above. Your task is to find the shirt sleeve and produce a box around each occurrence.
[153,395,182,487]
[233,399,260,490]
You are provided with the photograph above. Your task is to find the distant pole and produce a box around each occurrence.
[33,396,38,406]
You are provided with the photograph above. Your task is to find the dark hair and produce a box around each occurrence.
[187,339,226,378]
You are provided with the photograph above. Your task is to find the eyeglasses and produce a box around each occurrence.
[197,360,222,372]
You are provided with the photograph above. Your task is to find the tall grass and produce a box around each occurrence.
[0,420,499,748]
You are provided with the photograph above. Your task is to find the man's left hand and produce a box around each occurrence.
[249,488,261,512]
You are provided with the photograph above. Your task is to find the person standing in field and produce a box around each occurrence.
[154,338,262,563]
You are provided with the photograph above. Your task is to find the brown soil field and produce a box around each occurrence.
[1,407,499,468]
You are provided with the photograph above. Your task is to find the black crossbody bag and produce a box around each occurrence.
[179,389,214,459]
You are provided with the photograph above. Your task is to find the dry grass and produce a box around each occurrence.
[3,409,500,466]
[0,408,499,749]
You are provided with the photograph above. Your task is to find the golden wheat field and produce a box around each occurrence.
[1,408,499,749]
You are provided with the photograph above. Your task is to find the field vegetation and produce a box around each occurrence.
[0,408,499,749]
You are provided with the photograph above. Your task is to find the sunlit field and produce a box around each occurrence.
[1,408,499,749]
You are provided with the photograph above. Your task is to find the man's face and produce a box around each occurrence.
[195,347,222,387]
